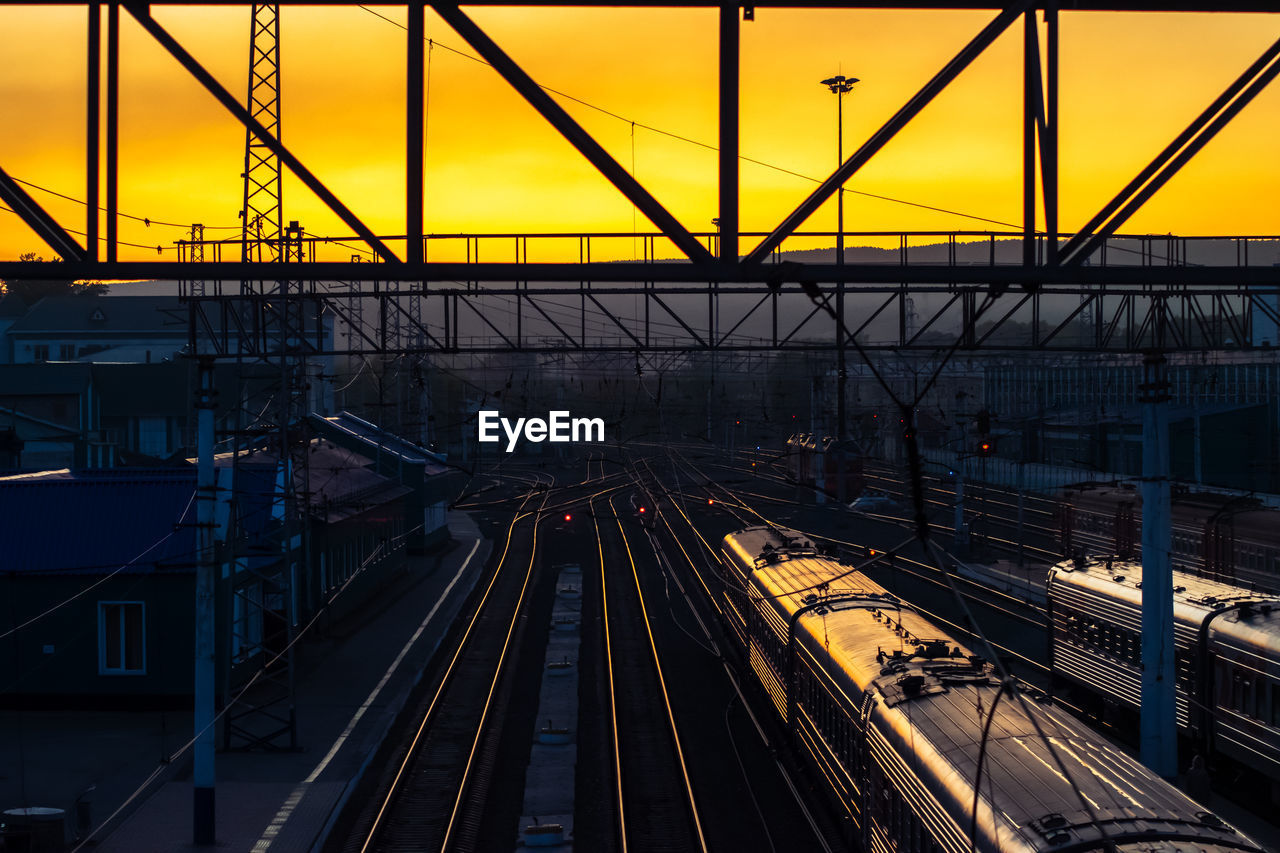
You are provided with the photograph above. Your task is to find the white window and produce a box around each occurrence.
[98,601,146,675]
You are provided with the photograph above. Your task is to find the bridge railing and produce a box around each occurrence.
[175,230,1280,269]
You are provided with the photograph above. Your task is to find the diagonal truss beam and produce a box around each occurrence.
[649,292,708,347]
[1059,34,1280,267]
[432,3,714,266]
[585,293,645,347]
[744,2,1029,265]
[0,166,86,261]
[525,296,582,347]
[123,2,398,263]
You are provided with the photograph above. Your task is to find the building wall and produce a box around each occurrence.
[1,572,194,707]
[314,497,409,625]
[8,335,187,365]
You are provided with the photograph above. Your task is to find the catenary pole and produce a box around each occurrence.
[1140,349,1176,779]
[194,356,217,843]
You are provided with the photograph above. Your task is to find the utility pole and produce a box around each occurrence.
[836,163,846,439]
[1016,460,1026,569]
[1140,350,1176,779]
[954,393,968,555]
[821,73,857,445]
[194,356,217,845]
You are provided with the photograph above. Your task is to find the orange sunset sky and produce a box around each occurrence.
[0,4,1278,265]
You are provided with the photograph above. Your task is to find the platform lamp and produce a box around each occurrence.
[821,74,857,444]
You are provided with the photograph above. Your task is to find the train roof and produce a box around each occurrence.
[1064,484,1280,535]
[724,528,1263,853]
[783,433,860,453]
[1051,557,1280,612]
[1050,557,1280,648]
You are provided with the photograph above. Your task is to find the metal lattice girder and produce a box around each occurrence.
[179,280,1280,355]
[10,257,1280,286]
[3,1,1271,285]
[121,3,397,263]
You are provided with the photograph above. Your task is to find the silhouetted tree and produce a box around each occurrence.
[1,252,108,306]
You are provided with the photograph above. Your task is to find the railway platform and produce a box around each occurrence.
[2,511,490,853]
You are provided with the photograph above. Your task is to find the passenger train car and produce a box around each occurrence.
[721,525,1262,853]
[1058,484,1280,592]
[1048,556,1280,805]
[784,434,864,501]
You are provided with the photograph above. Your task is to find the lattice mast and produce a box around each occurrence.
[240,3,282,264]
[223,2,301,754]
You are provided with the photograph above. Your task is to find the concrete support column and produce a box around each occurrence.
[194,356,217,844]
[1139,351,1176,779]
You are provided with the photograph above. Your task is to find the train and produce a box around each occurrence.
[719,525,1262,853]
[1048,555,1280,806]
[784,434,864,501]
[1058,483,1280,593]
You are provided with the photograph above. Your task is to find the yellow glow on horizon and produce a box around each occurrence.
[1,5,1278,263]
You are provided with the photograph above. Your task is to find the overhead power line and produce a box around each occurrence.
[356,4,1021,231]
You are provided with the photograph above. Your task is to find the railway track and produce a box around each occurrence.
[593,489,708,853]
[336,473,553,853]
[692,445,1069,565]
[656,449,1054,678]
[625,453,842,853]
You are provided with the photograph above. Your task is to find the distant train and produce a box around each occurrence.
[1048,556,1280,806]
[720,525,1260,853]
[1058,483,1280,592]
[784,434,864,501]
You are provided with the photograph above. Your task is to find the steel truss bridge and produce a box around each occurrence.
[3,1,1280,356]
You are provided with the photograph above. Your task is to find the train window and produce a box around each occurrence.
[1176,650,1194,689]
[1231,673,1253,716]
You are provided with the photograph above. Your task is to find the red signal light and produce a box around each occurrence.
[707,498,715,505]
[564,513,572,522]
[638,506,646,514]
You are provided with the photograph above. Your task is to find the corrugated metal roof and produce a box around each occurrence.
[0,468,197,574]
[312,412,450,476]
[217,439,407,513]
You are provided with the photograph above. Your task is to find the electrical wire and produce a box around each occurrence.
[0,204,175,254]
[354,1,1212,267]
[0,489,197,640]
[8,176,240,230]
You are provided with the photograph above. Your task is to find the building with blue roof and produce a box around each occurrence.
[1,436,415,706]
[0,468,199,704]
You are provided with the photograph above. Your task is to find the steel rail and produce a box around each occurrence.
[590,493,627,853]
[356,474,549,853]
[635,456,728,620]
[666,458,1052,683]
[438,470,555,852]
[606,489,710,853]
[627,451,838,852]
[663,447,1052,629]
